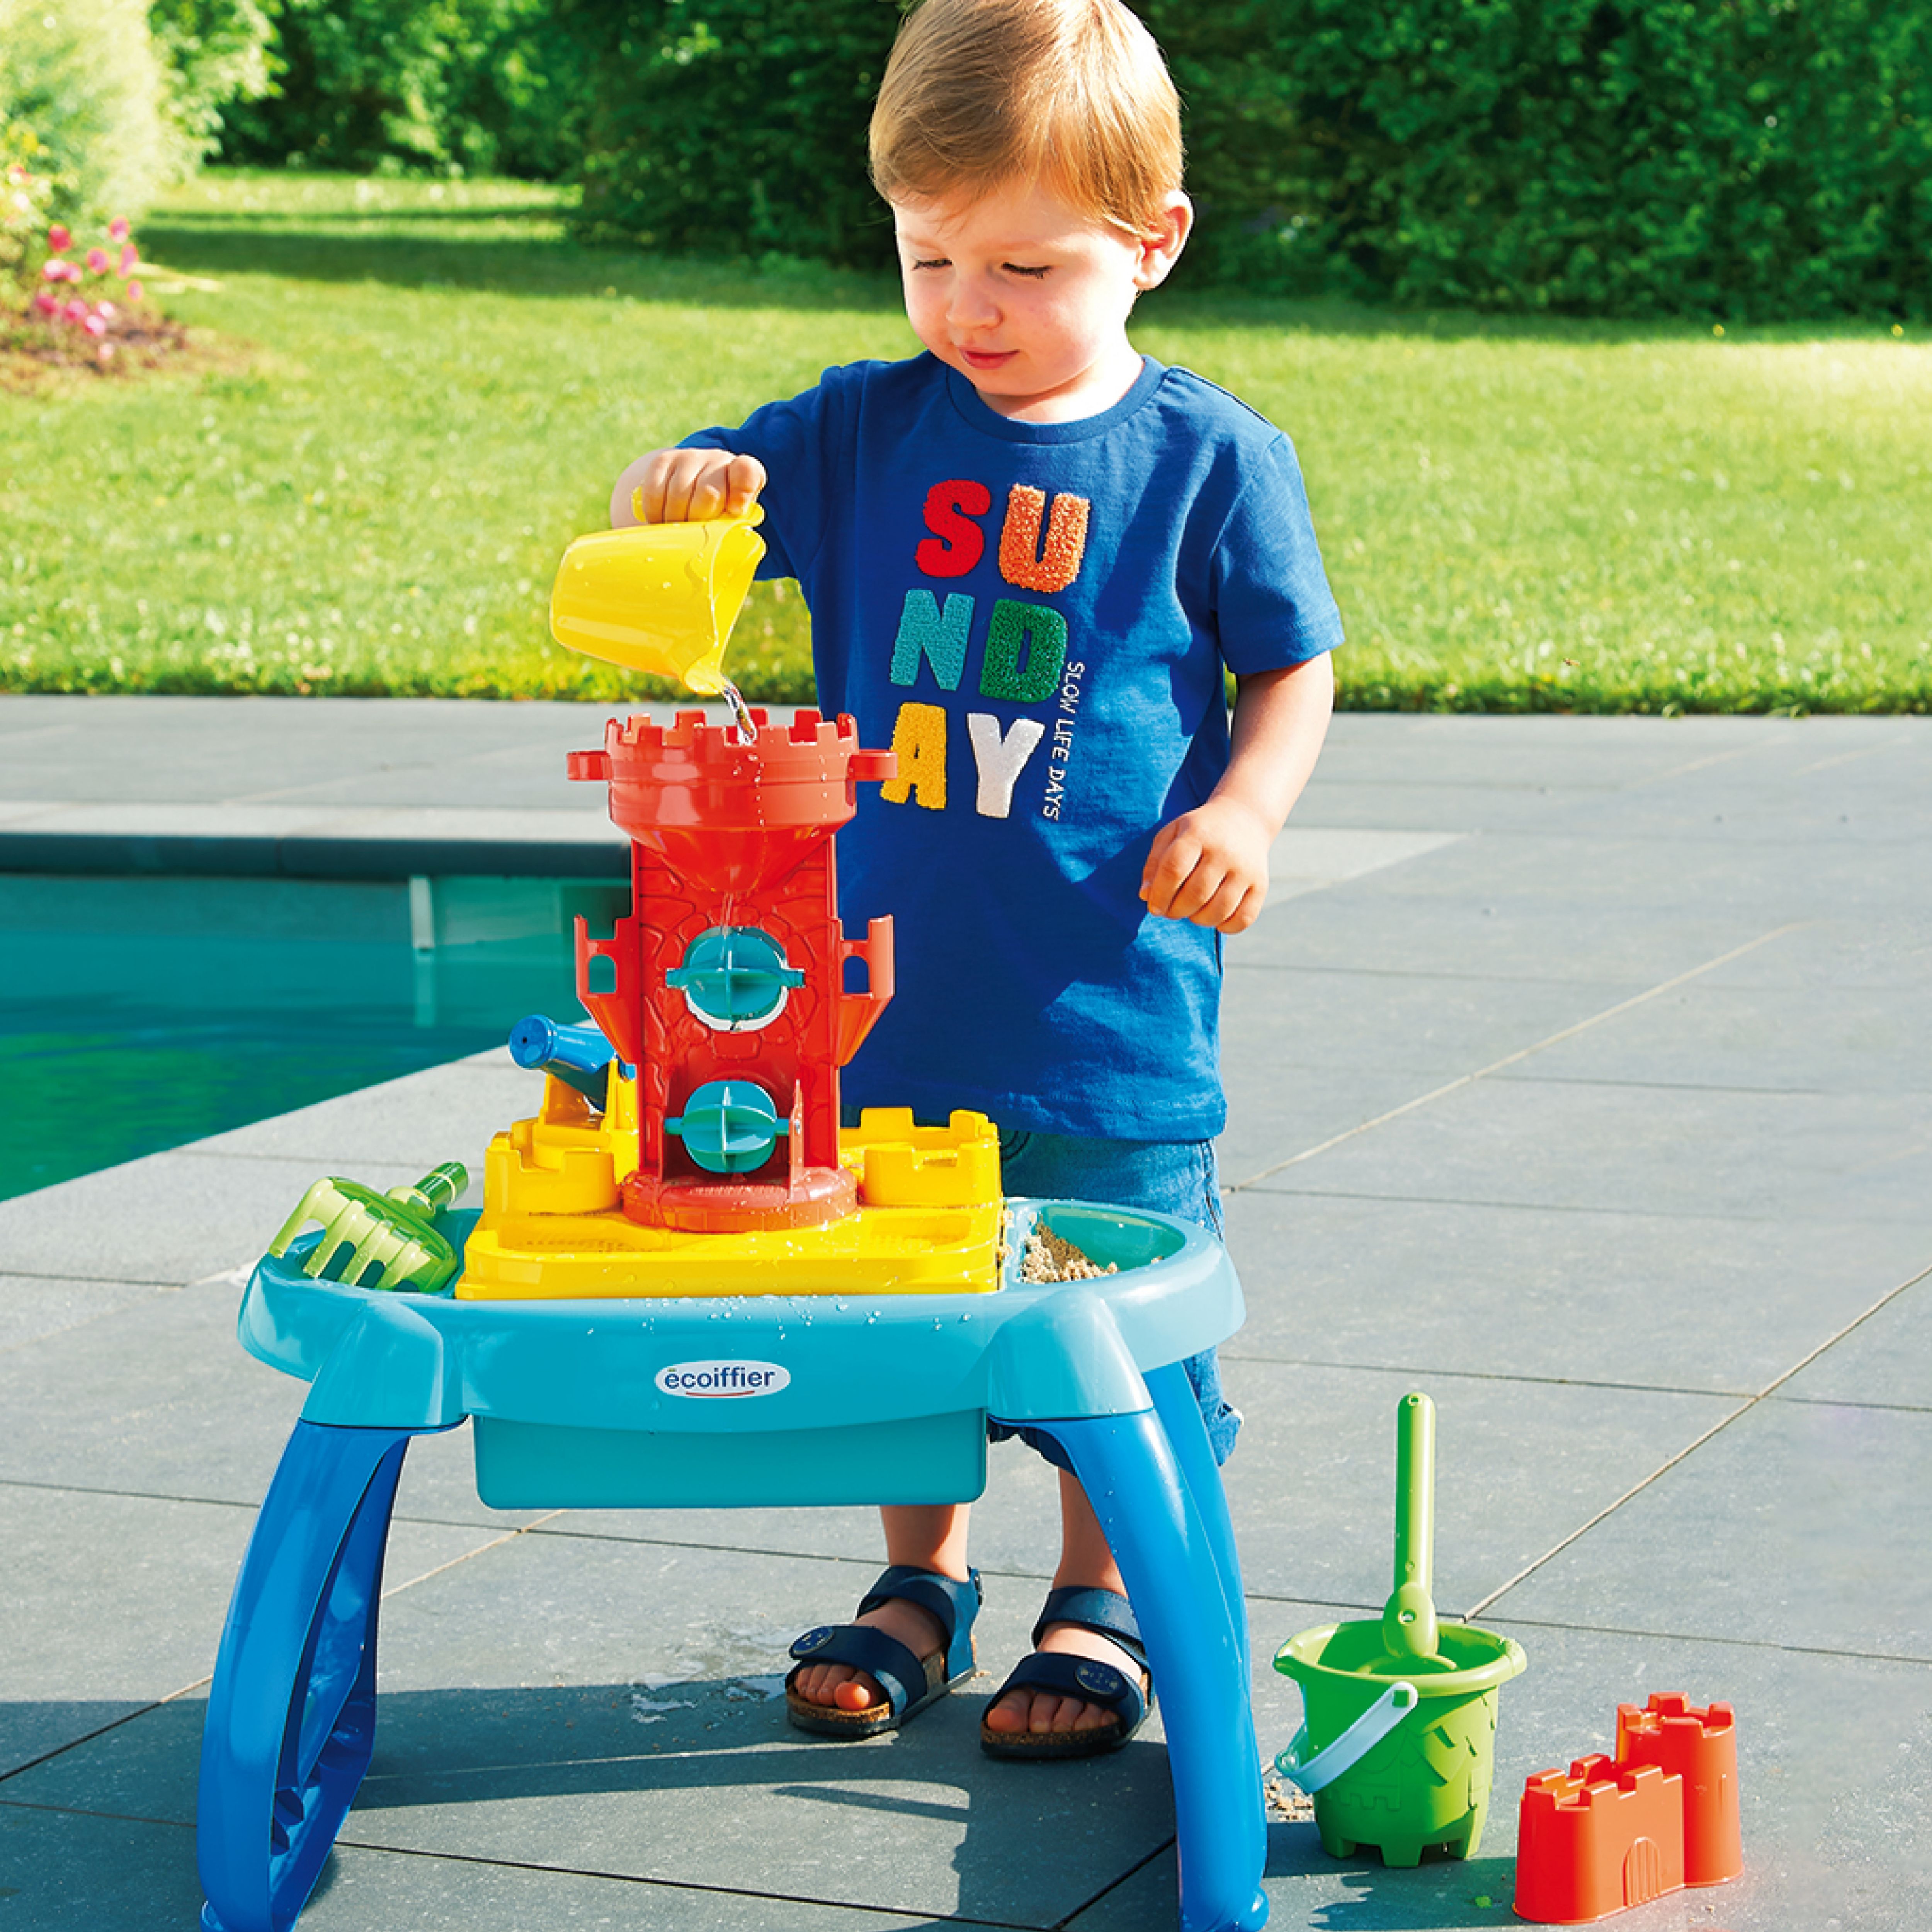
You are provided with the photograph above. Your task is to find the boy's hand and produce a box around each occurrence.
[610,448,767,526]
[1140,794,1274,934]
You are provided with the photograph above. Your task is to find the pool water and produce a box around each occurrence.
[0,873,626,1202]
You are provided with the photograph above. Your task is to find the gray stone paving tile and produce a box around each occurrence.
[0,1146,467,1286]
[1326,828,1881,915]
[0,1268,554,1530]
[1217,1062,1435,1193]
[16,1532,1176,1929]
[0,1481,487,1776]
[1222,963,1631,1080]
[1242,1077,1932,1228]
[1219,1192,1927,1397]
[0,1803,209,1932]
[191,1054,534,1167]
[1306,713,1806,793]
[1689,912,1932,992]
[303,1845,956,1932]
[1494,1397,1932,1659]
[1776,1269,1932,1412]
[0,1272,303,1506]
[0,1272,175,1354]
[0,694,615,809]
[0,694,774,813]
[0,1799,952,1932]
[1498,978,1932,1095]
[1547,745,1932,845]
[1268,828,1467,892]
[1214,1360,1739,1618]
[1235,884,1781,988]
[1287,780,1618,835]
[359,1534,1173,1929]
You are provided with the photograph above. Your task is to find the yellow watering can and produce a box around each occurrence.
[549,505,765,696]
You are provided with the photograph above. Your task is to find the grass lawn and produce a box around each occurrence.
[2,168,1927,713]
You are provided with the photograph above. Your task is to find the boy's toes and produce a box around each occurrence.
[984,1686,1104,1735]
[833,1671,882,1712]
[794,1662,883,1710]
[980,1687,1032,1735]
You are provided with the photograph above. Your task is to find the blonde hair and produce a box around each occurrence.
[869,0,1184,237]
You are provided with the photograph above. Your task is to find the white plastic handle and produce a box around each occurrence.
[1275,1679,1418,1793]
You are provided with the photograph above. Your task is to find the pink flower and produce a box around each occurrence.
[48,223,70,252]
[42,257,71,281]
[87,246,109,273]
[63,298,88,324]
[119,243,138,275]
[124,278,143,302]
[95,299,117,320]
[82,312,107,338]
[108,217,129,242]
[98,342,115,363]
[32,290,59,316]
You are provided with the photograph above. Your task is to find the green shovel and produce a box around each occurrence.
[1382,1390,1444,1665]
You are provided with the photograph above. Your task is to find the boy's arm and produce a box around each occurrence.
[1139,651,1334,935]
[609,447,767,526]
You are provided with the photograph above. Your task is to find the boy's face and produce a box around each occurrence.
[890,180,1189,423]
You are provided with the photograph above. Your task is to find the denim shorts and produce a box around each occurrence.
[989,1126,1242,1471]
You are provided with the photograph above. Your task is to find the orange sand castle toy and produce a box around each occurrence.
[1514,1694,1741,1923]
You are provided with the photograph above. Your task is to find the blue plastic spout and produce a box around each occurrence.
[508,1014,626,1106]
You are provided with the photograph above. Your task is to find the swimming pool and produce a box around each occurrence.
[0,872,626,1202]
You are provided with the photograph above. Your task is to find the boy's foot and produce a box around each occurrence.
[980,1586,1152,1758]
[980,1621,1143,1738]
[789,1593,946,1713]
[785,1565,982,1740]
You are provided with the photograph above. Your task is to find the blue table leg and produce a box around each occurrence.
[197,1420,434,1932]
[1044,1407,1269,1932]
[1145,1362,1251,1672]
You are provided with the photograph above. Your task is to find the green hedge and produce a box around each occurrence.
[205,0,1932,318]
[1145,0,1932,320]
[568,0,1932,318]
[213,0,594,178]
[572,0,902,261]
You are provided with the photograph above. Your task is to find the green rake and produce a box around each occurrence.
[267,1163,469,1294]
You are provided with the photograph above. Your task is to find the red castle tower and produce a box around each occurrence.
[566,707,896,1234]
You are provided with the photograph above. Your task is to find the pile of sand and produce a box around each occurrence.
[1016,1222,1118,1284]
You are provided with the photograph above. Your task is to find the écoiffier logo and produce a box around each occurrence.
[654,1360,791,1400]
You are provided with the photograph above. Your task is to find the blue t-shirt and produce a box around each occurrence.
[684,353,1342,1139]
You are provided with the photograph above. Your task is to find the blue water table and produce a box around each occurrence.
[196,524,1269,1932]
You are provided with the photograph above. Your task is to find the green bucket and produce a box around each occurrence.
[1275,1617,1526,1866]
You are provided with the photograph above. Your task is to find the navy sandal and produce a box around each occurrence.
[785,1565,982,1739]
[979,1585,1153,1760]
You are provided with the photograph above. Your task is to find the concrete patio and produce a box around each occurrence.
[2,694,1927,1931]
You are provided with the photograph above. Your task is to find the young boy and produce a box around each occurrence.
[610,0,1341,1759]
